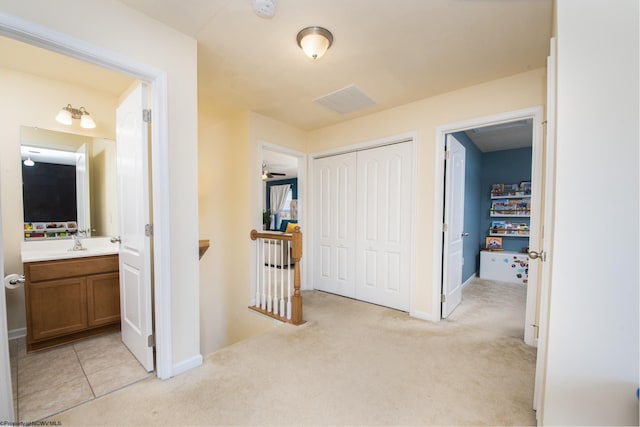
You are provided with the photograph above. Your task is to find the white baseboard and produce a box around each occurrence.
[409,309,439,322]
[461,275,476,289]
[171,354,203,377]
[8,328,26,340]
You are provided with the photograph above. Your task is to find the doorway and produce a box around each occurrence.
[258,143,307,292]
[436,107,544,346]
[0,17,172,420]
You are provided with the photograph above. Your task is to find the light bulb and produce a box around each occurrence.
[55,107,73,125]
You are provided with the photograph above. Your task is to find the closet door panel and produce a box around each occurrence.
[356,143,412,311]
[314,153,357,297]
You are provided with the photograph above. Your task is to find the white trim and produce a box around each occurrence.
[409,309,440,322]
[8,328,26,340]
[171,354,203,377]
[461,275,476,289]
[308,131,418,314]
[0,12,174,379]
[433,106,544,331]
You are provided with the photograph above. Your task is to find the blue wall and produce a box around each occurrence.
[447,135,532,281]
[481,147,532,252]
[451,132,483,283]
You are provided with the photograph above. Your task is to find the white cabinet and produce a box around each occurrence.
[479,250,529,284]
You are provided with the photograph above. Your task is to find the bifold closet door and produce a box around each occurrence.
[314,153,357,298]
[355,143,412,311]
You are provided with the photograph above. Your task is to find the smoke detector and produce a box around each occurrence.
[253,0,276,18]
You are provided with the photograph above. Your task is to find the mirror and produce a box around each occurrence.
[20,126,118,239]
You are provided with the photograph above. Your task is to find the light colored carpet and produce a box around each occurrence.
[47,278,537,426]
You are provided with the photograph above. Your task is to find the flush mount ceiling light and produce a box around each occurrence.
[55,104,96,129]
[296,26,333,60]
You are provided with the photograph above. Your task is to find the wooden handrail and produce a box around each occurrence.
[249,227,304,325]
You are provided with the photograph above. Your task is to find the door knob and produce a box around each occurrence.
[528,249,546,261]
[461,232,469,237]
[110,236,121,243]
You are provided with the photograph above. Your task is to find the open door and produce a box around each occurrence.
[116,83,154,372]
[442,134,466,318]
[75,144,90,233]
[532,37,557,414]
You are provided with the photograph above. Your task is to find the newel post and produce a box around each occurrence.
[291,226,303,325]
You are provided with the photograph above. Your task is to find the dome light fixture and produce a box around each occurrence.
[55,104,96,129]
[296,26,333,60]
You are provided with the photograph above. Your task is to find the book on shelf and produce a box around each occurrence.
[491,181,532,197]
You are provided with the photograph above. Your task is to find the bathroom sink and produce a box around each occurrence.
[21,237,119,263]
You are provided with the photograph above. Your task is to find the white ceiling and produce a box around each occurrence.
[117,0,553,131]
[1,0,550,150]
[465,119,533,152]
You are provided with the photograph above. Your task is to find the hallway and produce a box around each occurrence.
[46,278,536,426]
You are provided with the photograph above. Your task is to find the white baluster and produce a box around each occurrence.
[273,240,279,316]
[267,239,272,312]
[279,240,285,317]
[255,237,261,307]
[287,240,292,320]
[262,239,267,310]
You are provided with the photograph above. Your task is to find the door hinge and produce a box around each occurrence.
[145,223,154,237]
[442,223,448,232]
[441,293,446,303]
[143,109,152,123]
[444,149,450,160]
[147,334,155,347]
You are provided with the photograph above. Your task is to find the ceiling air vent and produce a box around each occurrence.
[313,85,376,114]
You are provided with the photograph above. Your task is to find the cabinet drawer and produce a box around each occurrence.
[28,277,88,341]
[26,255,118,282]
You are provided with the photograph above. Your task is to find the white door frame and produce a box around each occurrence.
[254,141,308,297]
[0,12,173,379]
[308,132,418,315]
[433,106,544,346]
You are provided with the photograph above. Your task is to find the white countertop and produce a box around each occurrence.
[21,237,119,263]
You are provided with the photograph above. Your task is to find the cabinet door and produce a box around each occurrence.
[87,272,121,327]
[28,277,88,341]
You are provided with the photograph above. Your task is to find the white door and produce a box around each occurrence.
[314,153,357,298]
[533,37,557,413]
[0,195,14,420]
[75,144,90,233]
[442,134,466,318]
[355,143,413,311]
[116,83,154,372]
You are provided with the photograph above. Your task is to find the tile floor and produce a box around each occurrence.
[9,332,152,422]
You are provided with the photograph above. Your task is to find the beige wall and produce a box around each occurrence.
[196,69,545,354]
[197,103,307,355]
[307,68,546,318]
[0,69,118,332]
[1,1,200,373]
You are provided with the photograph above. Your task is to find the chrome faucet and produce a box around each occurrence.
[70,230,87,251]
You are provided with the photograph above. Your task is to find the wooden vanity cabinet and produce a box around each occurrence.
[24,254,120,351]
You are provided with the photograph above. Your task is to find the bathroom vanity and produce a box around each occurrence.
[21,239,121,351]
